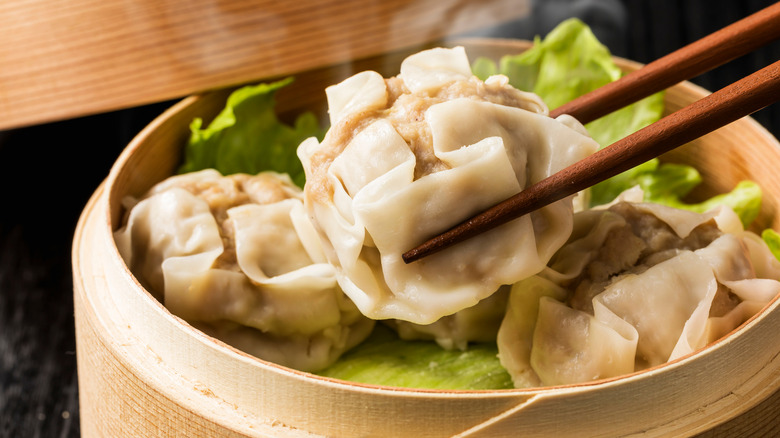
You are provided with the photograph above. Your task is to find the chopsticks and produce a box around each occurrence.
[402,4,780,264]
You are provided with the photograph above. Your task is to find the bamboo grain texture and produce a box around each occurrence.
[0,0,529,131]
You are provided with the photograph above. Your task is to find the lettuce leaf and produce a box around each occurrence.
[589,161,762,227]
[317,325,513,390]
[473,18,762,227]
[762,229,780,261]
[473,19,667,211]
[473,18,665,149]
[653,180,762,227]
[179,78,323,187]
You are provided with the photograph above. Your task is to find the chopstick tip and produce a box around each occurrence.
[402,246,426,264]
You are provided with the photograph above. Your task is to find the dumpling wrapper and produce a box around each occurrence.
[531,295,639,386]
[114,169,374,372]
[496,276,568,388]
[385,286,510,351]
[298,46,599,324]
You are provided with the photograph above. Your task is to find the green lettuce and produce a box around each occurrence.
[317,325,513,390]
[590,161,762,227]
[179,78,323,187]
[473,18,664,150]
[649,179,762,227]
[762,229,780,261]
[474,18,762,227]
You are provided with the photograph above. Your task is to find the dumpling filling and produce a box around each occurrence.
[114,169,374,372]
[497,191,780,388]
[297,46,600,324]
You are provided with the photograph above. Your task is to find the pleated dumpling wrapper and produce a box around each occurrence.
[113,169,374,372]
[497,188,780,388]
[297,46,600,324]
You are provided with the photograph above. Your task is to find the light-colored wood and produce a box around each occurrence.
[73,40,780,437]
[0,0,530,131]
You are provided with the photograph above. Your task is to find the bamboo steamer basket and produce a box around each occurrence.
[72,39,780,437]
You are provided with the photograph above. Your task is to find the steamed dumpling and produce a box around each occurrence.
[385,286,510,350]
[497,192,780,388]
[113,169,374,372]
[297,46,600,324]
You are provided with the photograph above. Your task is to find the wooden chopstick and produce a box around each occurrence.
[403,59,780,264]
[549,2,780,124]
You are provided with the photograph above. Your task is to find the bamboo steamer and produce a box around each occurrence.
[72,40,780,437]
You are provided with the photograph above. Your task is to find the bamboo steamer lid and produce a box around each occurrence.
[0,0,531,131]
[72,40,780,437]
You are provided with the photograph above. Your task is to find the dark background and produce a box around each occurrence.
[2,1,779,436]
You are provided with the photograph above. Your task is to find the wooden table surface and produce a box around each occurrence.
[1,1,779,436]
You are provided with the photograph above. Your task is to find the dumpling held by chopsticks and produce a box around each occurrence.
[297,47,600,324]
